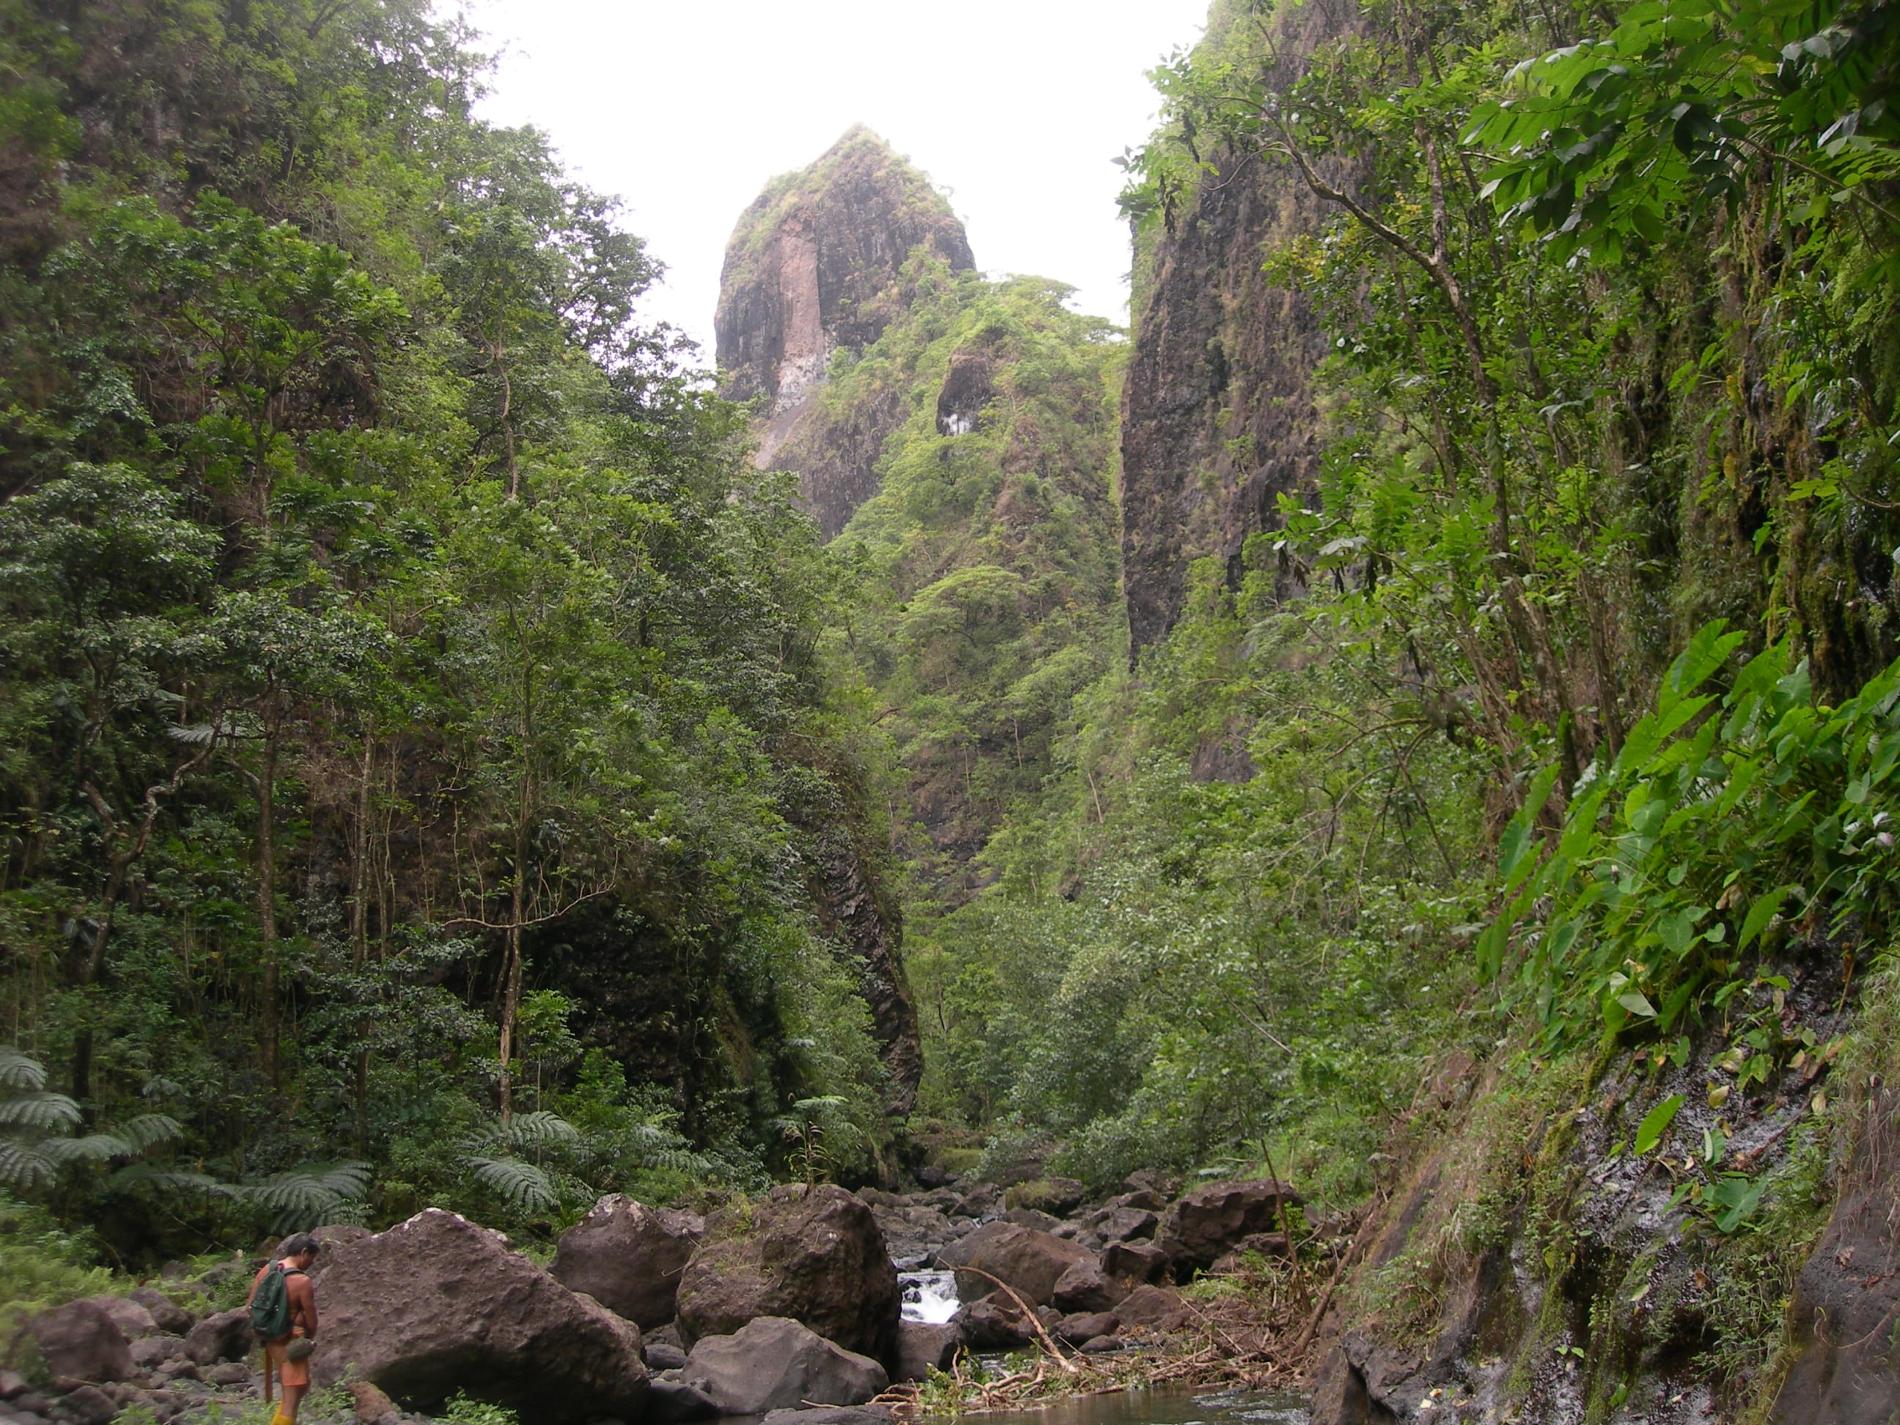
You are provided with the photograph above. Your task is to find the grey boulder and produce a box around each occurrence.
[549,1196,704,1331]
[27,1303,132,1383]
[311,1208,647,1425]
[681,1317,888,1416]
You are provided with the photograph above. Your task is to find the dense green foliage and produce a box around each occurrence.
[910,0,1899,1211]
[0,0,895,1254]
[823,263,1125,889]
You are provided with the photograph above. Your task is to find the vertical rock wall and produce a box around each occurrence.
[715,125,975,536]
[1119,3,1359,656]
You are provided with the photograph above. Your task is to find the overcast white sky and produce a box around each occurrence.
[461,0,1209,360]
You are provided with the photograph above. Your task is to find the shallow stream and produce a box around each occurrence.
[938,1387,1309,1425]
[897,1273,1307,1424]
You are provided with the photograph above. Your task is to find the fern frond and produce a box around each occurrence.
[468,1155,558,1212]
[0,1047,49,1093]
[43,1133,133,1163]
[505,1110,580,1150]
[115,1113,184,1153]
[0,1091,83,1132]
[110,1164,237,1196]
[0,1138,57,1190]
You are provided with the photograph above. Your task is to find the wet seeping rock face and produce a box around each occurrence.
[715,125,975,537]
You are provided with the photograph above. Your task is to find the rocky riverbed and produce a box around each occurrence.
[2,1175,1312,1425]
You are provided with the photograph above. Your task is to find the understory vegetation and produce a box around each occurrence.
[0,0,892,1260]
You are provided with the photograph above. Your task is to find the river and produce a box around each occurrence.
[898,1272,1307,1424]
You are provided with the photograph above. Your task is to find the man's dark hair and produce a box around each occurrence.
[279,1232,322,1258]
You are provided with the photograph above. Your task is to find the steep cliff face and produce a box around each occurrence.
[715,126,975,535]
[1119,3,1357,655]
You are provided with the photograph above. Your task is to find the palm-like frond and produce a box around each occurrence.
[0,1047,50,1093]
[468,1155,558,1213]
[504,1110,580,1150]
[240,1161,372,1231]
[110,1164,238,1197]
[0,1091,83,1133]
[0,1138,58,1191]
[115,1113,184,1153]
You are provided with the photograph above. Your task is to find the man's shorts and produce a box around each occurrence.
[265,1335,312,1389]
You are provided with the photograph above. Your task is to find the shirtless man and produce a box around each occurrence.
[247,1233,321,1425]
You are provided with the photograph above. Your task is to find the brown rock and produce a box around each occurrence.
[1118,6,1358,658]
[680,1317,887,1416]
[55,1384,116,1425]
[1772,1084,1900,1425]
[127,1289,194,1337]
[1211,1232,1293,1274]
[676,1185,899,1365]
[549,1195,704,1329]
[1052,1257,1129,1314]
[1055,1311,1119,1346]
[1112,1285,1191,1335]
[82,1297,157,1342]
[894,1321,960,1382]
[28,1302,133,1384]
[183,1309,252,1367]
[939,1222,1092,1307]
[1156,1178,1301,1275]
[346,1381,402,1425]
[311,1208,647,1425]
[1101,1241,1171,1284]
[959,1298,1033,1350]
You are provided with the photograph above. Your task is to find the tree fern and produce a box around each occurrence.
[0,1047,50,1093]
[0,1091,83,1134]
[467,1156,559,1214]
[241,1162,372,1232]
[504,1110,580,1151]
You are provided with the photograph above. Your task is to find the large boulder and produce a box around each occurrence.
[1051,1257,1129,1314]
[681,1317,888,1416]
[28,1302,133,1383]
[1112,1285,1191,1335]
[311,1209,647,1425]
[1155,1178,1300,1275]
[183,1309,252,1366]
[82,1297,157,1342]
[1101,1240,1171,1285]
[676,1185,899,1364]
[938,1222,1091,1307]
[548,1195,704,1329]
[127,1289,195,1337]
[894,1321,961,1382]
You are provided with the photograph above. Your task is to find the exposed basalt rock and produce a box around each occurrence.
[895,1321,962,1382]
[806,820,923,1117]
[548,1195,704,1329]
[311,1209,648,1425]
[27,1302,133,1384]
[675,1184,900,1365]
[1120,3,1362,657]
[1155,1178,1302,1276]
[681,1317,887,1416]
[1771,1083,1900,1425]
[716,126,974,536]
[1309,957,1860,1425]
[939,1222,1092,1307]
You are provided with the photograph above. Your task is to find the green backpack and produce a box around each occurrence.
[249,1263,300,1340]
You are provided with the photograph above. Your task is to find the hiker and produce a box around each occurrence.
[248,1232,321,1425]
